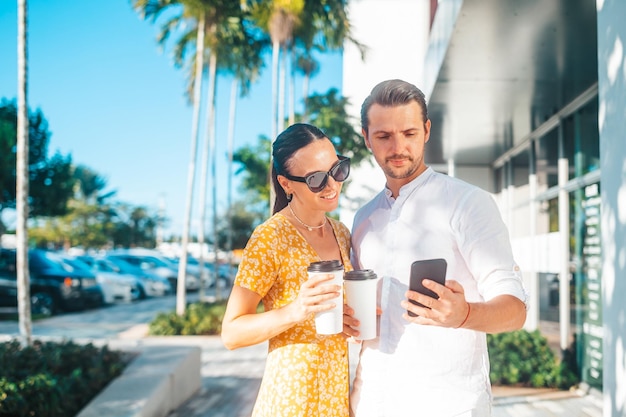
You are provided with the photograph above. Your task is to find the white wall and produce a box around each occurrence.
[341,0,431,229]
[597,0,626,415]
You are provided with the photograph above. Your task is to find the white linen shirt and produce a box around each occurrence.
[350,167,527,417]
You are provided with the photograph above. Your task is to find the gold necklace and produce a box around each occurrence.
[288,203,327,231]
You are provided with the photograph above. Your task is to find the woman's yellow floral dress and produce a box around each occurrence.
[235,213,353,417]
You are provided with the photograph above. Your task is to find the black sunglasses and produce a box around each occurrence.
[281,155,351,193]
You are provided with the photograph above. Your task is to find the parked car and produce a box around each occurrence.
[0,248,104,316]
[100,256,172,297]
[106,248,200,292]
[60,255,140,304]
[208,261,237,290]
[168,256,232,290]
[0,260,18,312]
[218,263,239,282]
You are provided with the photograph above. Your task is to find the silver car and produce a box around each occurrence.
[106,248,199,292]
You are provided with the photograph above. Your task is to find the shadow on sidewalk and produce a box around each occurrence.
[168,376,261,417]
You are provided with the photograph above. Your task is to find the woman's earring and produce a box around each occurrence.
[287,193,293,202]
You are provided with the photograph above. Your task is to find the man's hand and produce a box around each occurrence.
[343,305,383,342]
[342,304,361,341]
[401,279,470,328]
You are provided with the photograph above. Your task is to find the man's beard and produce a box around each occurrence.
[383,157,419,180]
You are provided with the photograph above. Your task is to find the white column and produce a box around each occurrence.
[597,0,626,414]
[557,153,570,351]
[507,163,515,230]
[527,142,539,330]
[447,158,456,177]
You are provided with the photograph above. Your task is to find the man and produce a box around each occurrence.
[347,79,528,416]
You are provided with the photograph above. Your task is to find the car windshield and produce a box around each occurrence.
[145,257,170,268]
[105,257,144,274]
[94,259,117,273]
[58,256,92,273]
[127,256,170,268]
[31,251,72,272]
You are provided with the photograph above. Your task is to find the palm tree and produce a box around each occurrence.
[133,0,207,315]
[302,88,370,166]
[294,53,318,122]
[16,0,32,347]
[248,0,304,140]
[150,2,264,303]
[218,16,265,293]
[291,0,366,120]
[177,3,262,302]
[200,34,224,303]
[247,0,365,209]
[225,78,238,279]
[247,0,304,213]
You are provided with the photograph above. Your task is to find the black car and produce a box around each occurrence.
[0,259,18,312]
[0,248,104,316]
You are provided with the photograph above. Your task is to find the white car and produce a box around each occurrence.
[98,256,172,297]
[61,256,139,304]
[167,256,237,291]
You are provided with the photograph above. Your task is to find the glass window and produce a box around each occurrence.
[536,128,559,189]
[564,98,600,179]
[512,152,530,187]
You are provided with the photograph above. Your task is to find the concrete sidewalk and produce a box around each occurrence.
[163,335,603,417]
[164,337,266,417]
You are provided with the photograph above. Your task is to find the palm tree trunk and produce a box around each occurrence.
[288,48,295,126]
[210,122,219,301]
[176,16,206,316]
[16,0,32,347]
[277,45,286,134]
[196,46,214,303]
[196,81,210,301]
[271,40,280,141]
[200,51,218,297]
[302,74,310,121]
[269,39,280,213]
[226,78,238,288]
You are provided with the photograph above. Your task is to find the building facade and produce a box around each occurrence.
[342,1,626,415]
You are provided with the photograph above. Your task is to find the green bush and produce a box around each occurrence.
[488,329,579,389]
[149,300,229,336]
[0,339,129,417]
[148,300,264,336]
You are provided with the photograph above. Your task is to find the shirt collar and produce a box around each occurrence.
[384,166,434,201]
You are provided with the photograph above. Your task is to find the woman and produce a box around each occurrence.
[221,123,353,416]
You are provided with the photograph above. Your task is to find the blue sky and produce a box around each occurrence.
[0,1,343,237]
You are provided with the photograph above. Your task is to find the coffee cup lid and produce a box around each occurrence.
[344,269,377,280]
[307,260,343,272]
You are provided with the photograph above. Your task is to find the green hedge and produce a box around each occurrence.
[488,329,579,389]
[149,300,229,336]
[0,339,128,417]
[148,300,264,336]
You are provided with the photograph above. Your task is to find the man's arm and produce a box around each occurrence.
[462,294,527,333]
[402,279,527,333]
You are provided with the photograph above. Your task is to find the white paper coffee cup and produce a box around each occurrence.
[344,269,378,340]
[307,260,344,335]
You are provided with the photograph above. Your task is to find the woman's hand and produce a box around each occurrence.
[286,273,342,324]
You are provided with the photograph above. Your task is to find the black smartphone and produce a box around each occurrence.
[408,258,447,317]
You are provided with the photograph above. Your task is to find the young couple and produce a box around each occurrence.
[221,79,528,417]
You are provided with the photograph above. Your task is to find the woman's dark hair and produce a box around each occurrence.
[271,123,329,214]
[360,79,429,134]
